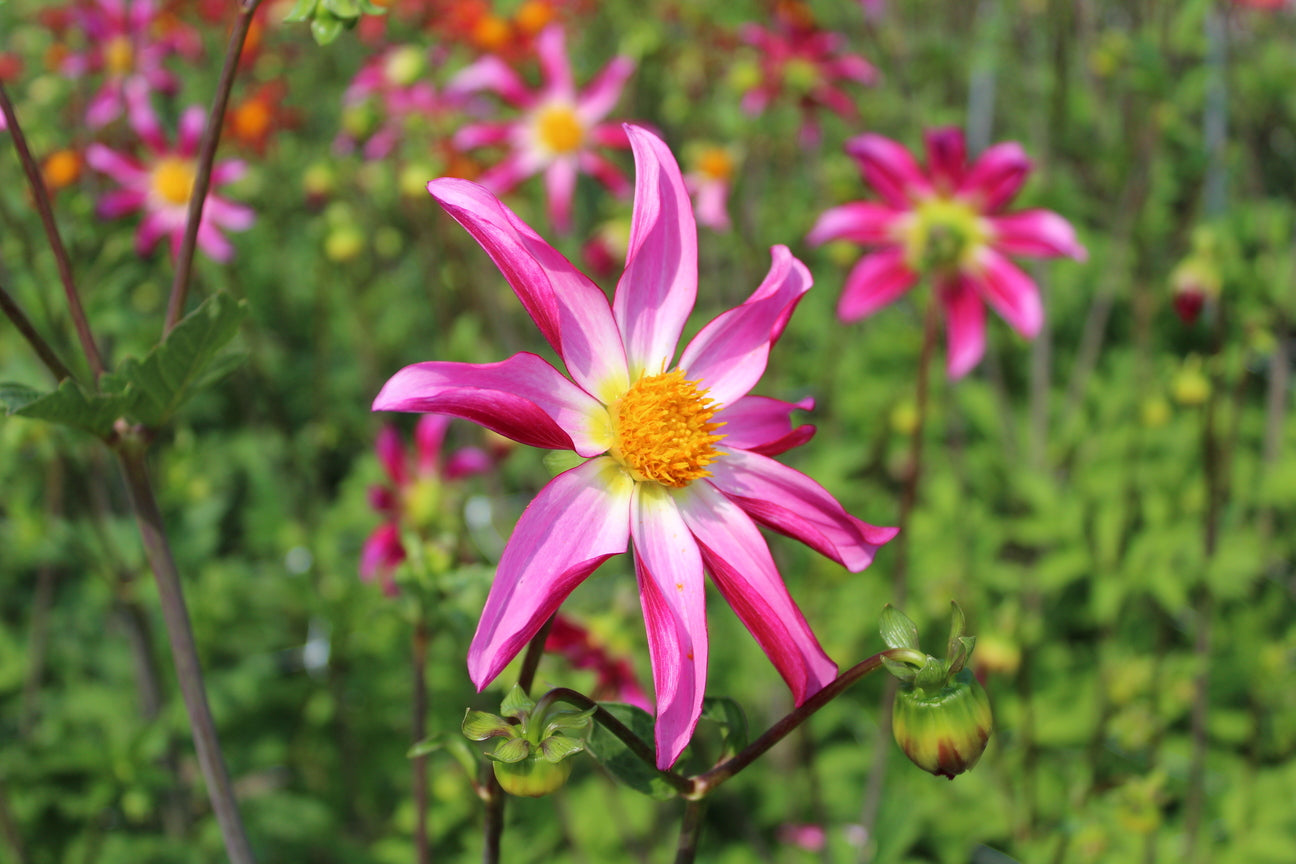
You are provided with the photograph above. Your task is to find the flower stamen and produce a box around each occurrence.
[533,103,585,155]
[150,156,196,206]
[611,369,725,488]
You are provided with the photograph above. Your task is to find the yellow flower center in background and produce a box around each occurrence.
[104,35,134,76]
[696,147,735,182]
[534,104,585,155]
[611,369,725,488]
[150,156,196,206]
[903,197,986,276]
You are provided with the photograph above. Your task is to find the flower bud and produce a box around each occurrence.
[489,745,576,797]
[463,686,591,798]
[892,668,992,779]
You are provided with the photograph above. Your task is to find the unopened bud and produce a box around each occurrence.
[463,686,591,798]
[893,668,993,779]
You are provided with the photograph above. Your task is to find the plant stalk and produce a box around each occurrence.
[0,283,75,382]
[673,799,708,864]
[412,621,430,864]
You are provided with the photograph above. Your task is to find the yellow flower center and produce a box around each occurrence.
[696,147,734,182]
[902,197,986,276]
[150,156,196,206]
[610,369,726,488]
[782,57,822,95]
[105,35,134,76]
[534,104,585,155]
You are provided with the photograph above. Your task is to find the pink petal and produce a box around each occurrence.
[630,483,707,769]
[135,212,170,256]
[988,209,1087,261]
[360,523,405,596]
[372,354,609,457]
[196,221,235,262]
[715,395,816,456]
[677,245,811,407]
[844,133,932,208]
[375,425,408,486]
[613,125,698,379]
[690,178,731,232]
[675,481,839,704]
[447,56,532,107]
[474,153,536,196]
[707,449,897,572]
[124,80,166,151]
[97,188,146,219]
[831,53,879,85]
[940,276,987,379]
[924,127,966,193]
[577,55,634,122]
[536,26,574,96]
[467,457,633,687]
[206,198,255,231]
[444,447,493,480]
[806,201,903,246]
[836,248,918,322]
[578,150,632,198]
[211,159,247,185]
[971,248,1043,338]
[544,158,578,234]
[427,178,629,400]
[85,144,145,183]
[813,84,858,121]
[959,141,1030,212]
[178,106,206,155]
[413,414,450,477]
[86,86,124,128]
[452,121,515,151]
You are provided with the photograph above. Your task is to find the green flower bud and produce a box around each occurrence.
[489,745,576,798]
[893,668,992,779]
[463,686,592,798]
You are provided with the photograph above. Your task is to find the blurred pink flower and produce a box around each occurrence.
[63,0,194,128]
[86,84,253,262]
[336,44,456,161]
[545,614,652,711]
[684,145,737,232]
[374,124,896,768]
[447,24,635,232]
[808,127,1087,378]
[362,415,494,595]
[739,8,877,146]
[778,823,827,852]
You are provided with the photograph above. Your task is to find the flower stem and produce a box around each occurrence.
[412,620,430,864]
[163,0,264,334]
[0,84,104,379]
[0,283,75,383]
[673,799,707,864]
[115,440,255,864]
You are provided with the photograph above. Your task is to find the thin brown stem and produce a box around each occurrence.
[116,439,255,864]
[164,0,264,333]
[0,84,103,378]
[673,799,707,864]
[0,283,76,382]
[412,621,430,864]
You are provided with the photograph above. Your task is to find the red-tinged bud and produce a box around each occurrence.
[892,668,993,779]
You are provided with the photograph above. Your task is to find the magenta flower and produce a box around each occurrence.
[739,13,878,146]
[63,0,192,128]
[447,24,635,232]
[362,415,493,595]
[374,125,896,768]
[807,127,1087,378]
[86,84,254,262]
[684,145,737,233]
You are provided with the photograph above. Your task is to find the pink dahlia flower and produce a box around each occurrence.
[807,127,1087,378]
[374,125,896,768]
[86,84,254,262]
[447,24,635,232]
[684,145,737,233]
[362,415,494,595]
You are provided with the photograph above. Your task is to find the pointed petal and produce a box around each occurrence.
[447,56,532,107]
[427,178,629,401]
[211,159,247,185]
[205,198,255,231]
[677,245,811,407]
[536,26,574,96]
[988,210,1087,260]
[578,150,632,198]
[577,55,634,122]
[972,249,1044,338]
[959,141,1030,212]
[613,125,698,379]
[467,458,633,687]
[452,121,515,151]
[360,523,405,596]
[196,221,234,262]
[836,248,918,322]
[474,153,537,197]
[413,414,450,477]
[940,276,987,379]
[375,425,408,485]
[714,395,816,456]
[96,188,146,219]
[923,127,967,194]
[444,447,493,480]
[372,354,612,457]
[178,107,206,155]
[675,481,838,704]
[707,449,897,572]
[806,201,903,247]
[544,158,577,234]
[85,144,145,183]
[844,133,932,208]
[631,484,707,769]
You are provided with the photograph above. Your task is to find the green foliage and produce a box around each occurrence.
[584,703,677,801]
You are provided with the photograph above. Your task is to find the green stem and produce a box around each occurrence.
[0,283,75,382]
[116,440,256,864]
[412,621,430,864]
[0,84,103,379]
[163,0,265,333]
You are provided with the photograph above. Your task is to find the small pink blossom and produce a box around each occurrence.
[361,415,494,595]
[86,84,253,262]
[374,125,896,768]
[778,823,827,852]
[447,24,635,232]
[684,145,737,232]
[808,127,1086,378]
[336,44,457,161]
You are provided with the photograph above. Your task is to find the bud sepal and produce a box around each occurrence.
[462,685,593,797]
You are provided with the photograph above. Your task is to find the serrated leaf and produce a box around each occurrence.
[880,605,921,651]
[500,685,535,720]
[8,378,129,438]
[539,734,584,763]
[462,710,513,741]
[584,703,676,800]
[121,292,246,427]
[0,382,45,414]
[700,697,748,760]
[486,737,530,764]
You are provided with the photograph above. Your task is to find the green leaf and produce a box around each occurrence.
[880,605,921,651]
[584,703,676,800]
[486,737,530,764]
[700,697,748,760]
[882,656,918,683]
[6,378,129,438]
[539,734,584,763]
[282,0,317,22]
[544,705,596,737]
[500,684,535,720]
[914,656,949,692]
[321,0,359,18]
[0,382,45,414]
[462,710,513,741]
[120,292,246,427]
[310,12,344,44]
